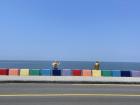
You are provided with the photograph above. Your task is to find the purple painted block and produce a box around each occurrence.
[132,71,140,77]
[62,69,71,76]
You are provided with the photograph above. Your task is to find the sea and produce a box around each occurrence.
[0,60,140,71]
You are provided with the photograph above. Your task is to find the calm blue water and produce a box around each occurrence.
[0,61,140,70]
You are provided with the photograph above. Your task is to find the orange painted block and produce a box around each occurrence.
[82,70,92,76]
[9,69,19,76]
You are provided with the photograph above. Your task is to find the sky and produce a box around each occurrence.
[0,0,140,62]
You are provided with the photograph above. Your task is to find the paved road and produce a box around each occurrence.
[0,83,140,105]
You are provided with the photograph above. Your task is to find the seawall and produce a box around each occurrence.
[1,76,140,84]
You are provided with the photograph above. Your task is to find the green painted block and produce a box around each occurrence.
[101,70,112,77]
[29,69,40,76]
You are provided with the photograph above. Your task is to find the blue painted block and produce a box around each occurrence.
[121,71,131,77]
[112,70,121,77]
[131,71,140,77]
[40,69,51,76]
[52,70,61,76]
[62,69,71,76]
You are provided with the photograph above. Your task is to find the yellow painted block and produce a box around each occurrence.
[92,70,101,77]
[20,69,29,76]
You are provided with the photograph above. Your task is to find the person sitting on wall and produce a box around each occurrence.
[52,61,60,70]
[94,61,100,70]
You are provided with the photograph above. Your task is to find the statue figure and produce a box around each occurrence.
[52,61,60,70]
[94,61,100,70]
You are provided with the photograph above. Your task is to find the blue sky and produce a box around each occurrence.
[0,0,140,62]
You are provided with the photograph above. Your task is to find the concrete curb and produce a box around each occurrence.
[0,76,140,84]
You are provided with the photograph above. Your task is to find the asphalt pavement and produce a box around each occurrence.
[0,83,140,105]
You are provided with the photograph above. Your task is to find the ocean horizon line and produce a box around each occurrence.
[0,60,139,63]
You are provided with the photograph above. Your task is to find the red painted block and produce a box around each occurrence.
[0,68,9,75]
[72,70,81,76]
